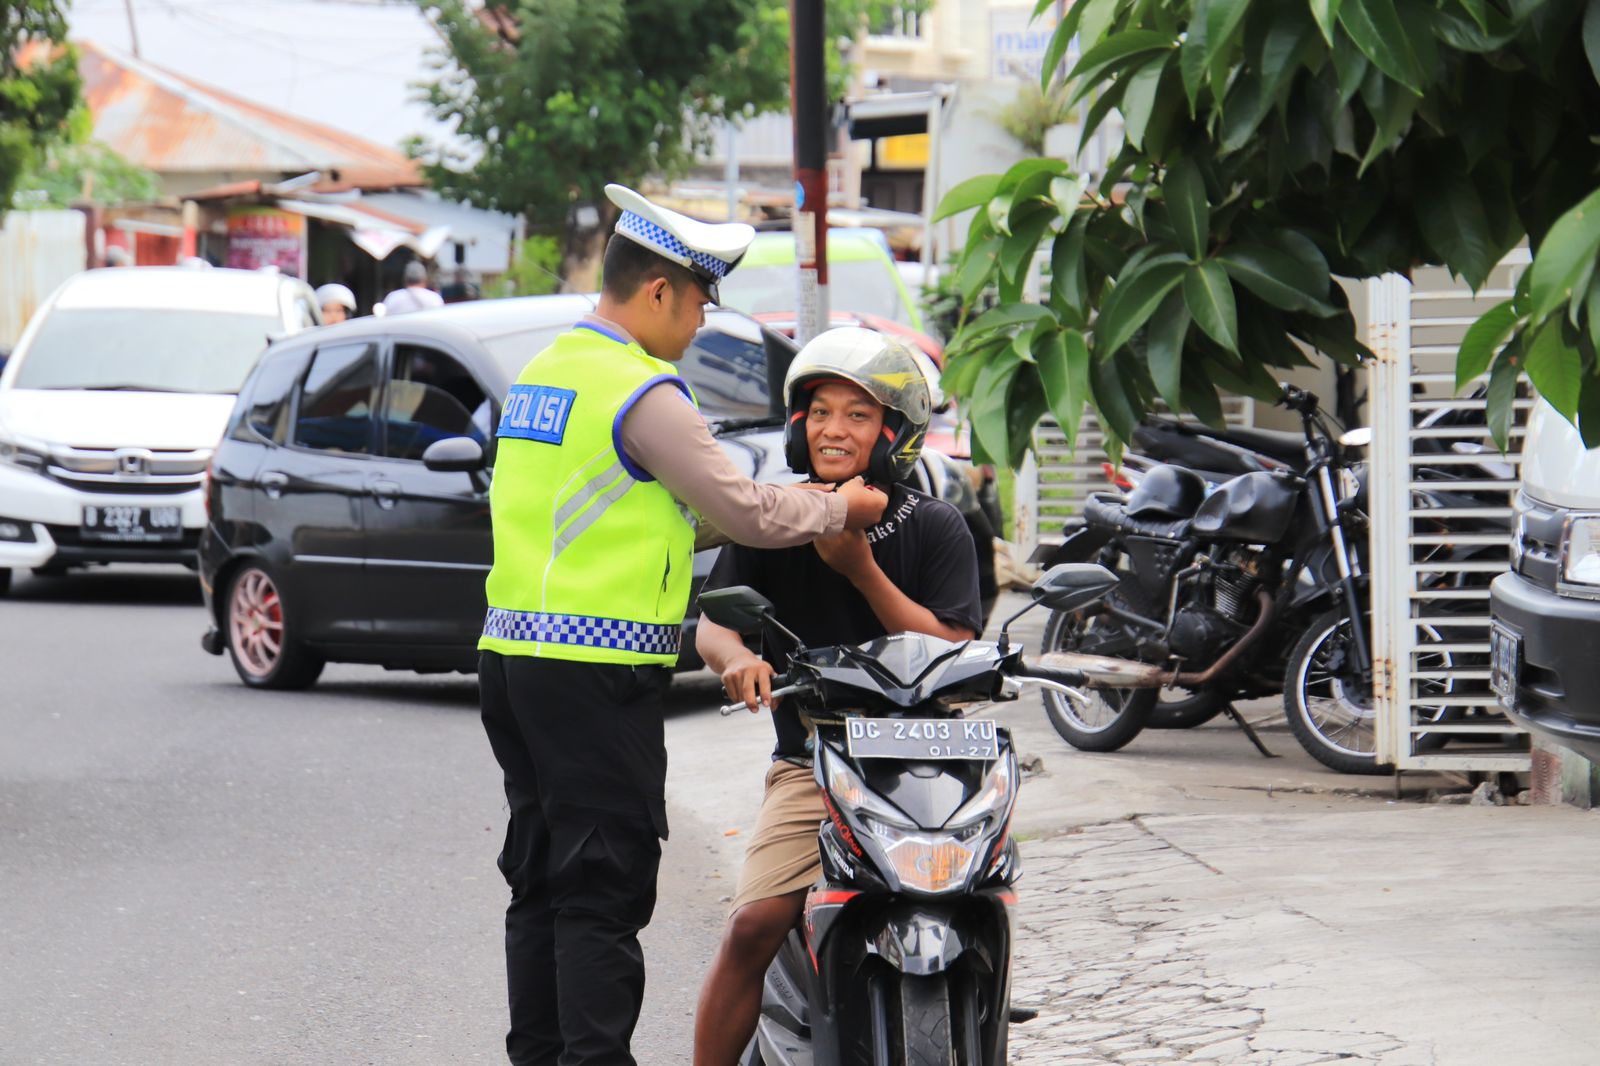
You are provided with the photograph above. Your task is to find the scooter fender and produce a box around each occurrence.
[861,894,1011,977]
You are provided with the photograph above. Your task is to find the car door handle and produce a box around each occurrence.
[260,471,288,499]
[371,480,401,510]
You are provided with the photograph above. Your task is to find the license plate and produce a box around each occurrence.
[1489,623,1521,704]
[81,504,182,543]
[846,718,999,760]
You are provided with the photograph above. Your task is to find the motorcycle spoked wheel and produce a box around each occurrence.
[1283,607,1392,775]
[1039,601,1154,753]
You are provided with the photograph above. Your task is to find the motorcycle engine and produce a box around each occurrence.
[1168,551,1263,659]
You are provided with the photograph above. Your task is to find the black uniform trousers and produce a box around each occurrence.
[479,650,672,1066]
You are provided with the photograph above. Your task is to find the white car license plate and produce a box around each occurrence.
[846,717,999,760]
[81,504,182,543]
[1489,623,1521,705]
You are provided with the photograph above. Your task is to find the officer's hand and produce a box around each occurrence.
[836,477,888,529]
[721,654,778,714]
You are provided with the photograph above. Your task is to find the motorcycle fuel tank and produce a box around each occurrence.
[1189,469,1301,542]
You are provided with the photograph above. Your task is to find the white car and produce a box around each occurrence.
[0,266,320,594]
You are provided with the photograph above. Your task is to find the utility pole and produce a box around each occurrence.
[790,0,829,344]
[123,0,142,58]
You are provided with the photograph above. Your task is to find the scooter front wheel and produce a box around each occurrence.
[895,974,954,1066]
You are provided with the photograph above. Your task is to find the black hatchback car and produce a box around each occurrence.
[199,295,989,689]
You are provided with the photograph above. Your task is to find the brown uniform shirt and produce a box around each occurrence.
[591,315,846,547]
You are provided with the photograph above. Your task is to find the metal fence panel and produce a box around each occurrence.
[1368,259,1531,772]
[0,210,86,348]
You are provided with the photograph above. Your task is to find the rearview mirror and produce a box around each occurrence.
[698,585,777,634]
[422,436,486,472]
[1031,563,1119,614]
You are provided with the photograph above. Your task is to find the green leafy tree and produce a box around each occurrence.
[938,0,1600,469]
[412,0,909,285]
[1,1,81,215]
[14,140,158,208]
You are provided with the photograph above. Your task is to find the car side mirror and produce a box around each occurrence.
[698,585,777,634]
[423,436,488,492]
[423,436,485,472]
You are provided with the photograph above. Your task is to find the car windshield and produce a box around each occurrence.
[719,260,912,326]
[13,308,282,394]
[481,324,575,384]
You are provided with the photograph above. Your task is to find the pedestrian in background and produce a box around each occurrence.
[314,283,357,324]
[381,260,443,314]
[477,183,889,1066]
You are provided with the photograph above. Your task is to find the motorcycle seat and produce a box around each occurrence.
[1084,492,1190,541]
[1136,417,1308,470]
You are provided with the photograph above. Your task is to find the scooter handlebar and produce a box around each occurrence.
[718,673,798,716]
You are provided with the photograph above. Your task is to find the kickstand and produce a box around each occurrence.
[1223,705,1278,758]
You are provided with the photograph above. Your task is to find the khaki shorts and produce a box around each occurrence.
[730,760,829,914]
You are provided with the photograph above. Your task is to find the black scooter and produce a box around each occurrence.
[702,564,1116,1066]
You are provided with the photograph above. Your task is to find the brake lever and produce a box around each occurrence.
[719,683,805,716]
[1010,674,1094,708]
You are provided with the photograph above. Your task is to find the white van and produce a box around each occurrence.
[1489,398,1600,761]
[0,267,319,593]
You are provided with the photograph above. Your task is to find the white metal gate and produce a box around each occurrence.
[1368,258,1531,772]
[1015,398,1256,559]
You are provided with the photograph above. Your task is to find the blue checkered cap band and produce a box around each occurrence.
[483,608,682,656]
[616,210,732,281]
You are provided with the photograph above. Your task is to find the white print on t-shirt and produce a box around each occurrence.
[865,491,921,544]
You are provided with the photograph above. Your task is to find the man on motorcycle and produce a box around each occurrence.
[691,328,985,1065]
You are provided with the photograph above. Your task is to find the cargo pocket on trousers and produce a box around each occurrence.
[551,815,662,927]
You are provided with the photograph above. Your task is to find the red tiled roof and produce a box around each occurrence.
[35,39,421,191]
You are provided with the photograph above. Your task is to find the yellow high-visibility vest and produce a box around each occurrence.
[479,323,696,666]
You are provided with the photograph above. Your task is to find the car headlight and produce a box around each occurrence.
[1560,514,1600,590]
[0,428,49,474]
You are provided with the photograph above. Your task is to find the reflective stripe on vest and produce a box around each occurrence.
[482,609,681,656]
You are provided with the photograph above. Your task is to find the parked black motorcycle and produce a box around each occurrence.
[1036,385,1387,773]
[701,564,1117,1066]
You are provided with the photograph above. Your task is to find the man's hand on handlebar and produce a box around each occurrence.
[720,653,778,714]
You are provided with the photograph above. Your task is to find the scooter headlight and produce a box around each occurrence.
[820,743,913,827]
[947,752,1016,829]
[861,816,985,894]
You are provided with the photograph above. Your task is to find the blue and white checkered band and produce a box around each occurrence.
[482,608,682,656]
[616,210,730,281]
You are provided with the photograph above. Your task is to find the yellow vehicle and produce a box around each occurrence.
[716,229,926,333]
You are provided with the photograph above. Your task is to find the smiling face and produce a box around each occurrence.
[805,380,885,483]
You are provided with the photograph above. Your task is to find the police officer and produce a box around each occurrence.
[478,184,889,1066]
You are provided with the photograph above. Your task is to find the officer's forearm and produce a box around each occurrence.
[696,615,757,674]
[620,386,846,545]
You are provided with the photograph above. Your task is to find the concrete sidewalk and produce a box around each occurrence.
[991,590,1600,1064]
[663,591,1600,1065]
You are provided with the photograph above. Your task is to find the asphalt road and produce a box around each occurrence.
[0,566,732,1066]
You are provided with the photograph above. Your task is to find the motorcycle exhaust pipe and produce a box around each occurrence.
[1033,588,1276,690]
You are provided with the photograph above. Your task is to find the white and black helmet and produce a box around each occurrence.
[783,327,932,484]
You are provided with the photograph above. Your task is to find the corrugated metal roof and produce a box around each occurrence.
[69,40,422,190]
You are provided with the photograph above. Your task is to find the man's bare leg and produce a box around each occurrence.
[692,891,807,1066]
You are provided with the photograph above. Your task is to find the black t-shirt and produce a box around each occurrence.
[702,483,985,761]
